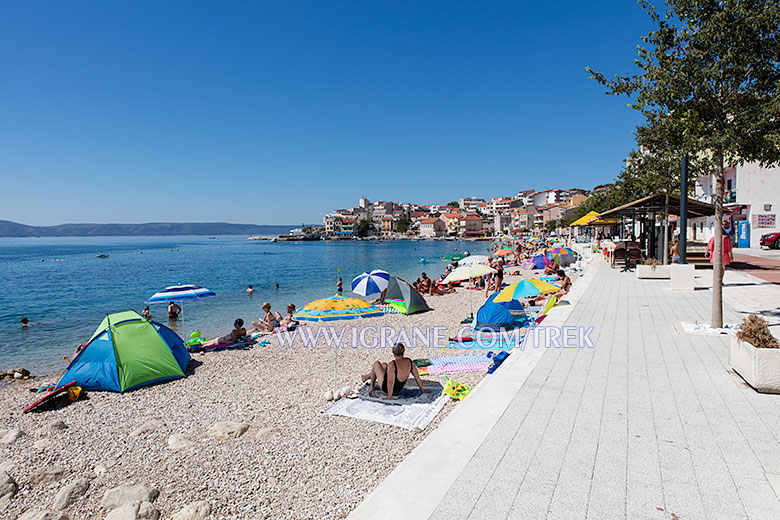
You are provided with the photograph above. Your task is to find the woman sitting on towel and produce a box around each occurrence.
[202,319,246,346]
[250,302,280,332]
[361,343,429,400]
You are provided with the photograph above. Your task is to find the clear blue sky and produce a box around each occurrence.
[0,1,652,226]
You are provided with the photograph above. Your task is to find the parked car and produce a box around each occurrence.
[759,231,780,249]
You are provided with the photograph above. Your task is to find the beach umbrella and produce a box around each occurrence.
[494,248,515,257]
[350,270,390,297]
[442,264,497,318]
[146,284,215,318]
[293,295,383,394]
[442,253,466,262]
[493,279,559,303]
[458,255,490,266]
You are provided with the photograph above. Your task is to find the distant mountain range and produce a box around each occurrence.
[0,220,307,237]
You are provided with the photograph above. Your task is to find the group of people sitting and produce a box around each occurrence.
[412,272,455,296]
[200,302,300,347]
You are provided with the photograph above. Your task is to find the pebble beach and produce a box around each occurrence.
[0,274,524,520]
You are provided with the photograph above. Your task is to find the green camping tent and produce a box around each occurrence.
[384,277,430,315]
[57,310,191,392]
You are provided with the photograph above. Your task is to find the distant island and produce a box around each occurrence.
[0,220,307,237]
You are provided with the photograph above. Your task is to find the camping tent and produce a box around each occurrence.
[474,303,520,331]
[57,310,190,392]
[384,277,430,315]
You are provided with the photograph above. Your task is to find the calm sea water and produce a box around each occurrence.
[0,236,484,372]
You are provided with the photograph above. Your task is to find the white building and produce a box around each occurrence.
[690,162,780,247]
[494,212,513,235]
[532,189,563,207]
[458,197,485,212]
[419,218,446,238]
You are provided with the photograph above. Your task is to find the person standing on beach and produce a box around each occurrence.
[336,277,343,294]
[670,238,680,264]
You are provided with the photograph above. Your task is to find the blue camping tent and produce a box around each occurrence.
[475,303,519,331]
[58,310,190,392]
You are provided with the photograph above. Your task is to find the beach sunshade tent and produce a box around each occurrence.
[351,270,390,297]
[475,303,519,331]
[383,276,430,315]
[458,255,490,266]
[486,292,526,312]
[493,279,560,303]
[57,310,190,392]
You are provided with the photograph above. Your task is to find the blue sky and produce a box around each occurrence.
[0,1,651,226]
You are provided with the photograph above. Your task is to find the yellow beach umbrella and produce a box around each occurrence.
[571,211,600,227]
[493,279,560,303]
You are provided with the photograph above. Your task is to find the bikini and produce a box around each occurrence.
[382,359,410,395]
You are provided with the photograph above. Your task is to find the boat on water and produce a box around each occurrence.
[275,228,321,241]
[96,254,109,258]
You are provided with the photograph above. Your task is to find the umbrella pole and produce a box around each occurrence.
[333,346,339,395]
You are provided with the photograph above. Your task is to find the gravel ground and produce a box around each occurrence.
[0,276,526,520]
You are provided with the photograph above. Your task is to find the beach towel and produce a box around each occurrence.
[358,382,443,405]
[324,391,448,430]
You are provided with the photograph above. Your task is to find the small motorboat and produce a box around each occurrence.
[96,254,110,258]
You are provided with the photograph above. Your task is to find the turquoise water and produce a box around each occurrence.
[0,236,482,372]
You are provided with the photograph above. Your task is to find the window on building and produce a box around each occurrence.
[726,179,732,191]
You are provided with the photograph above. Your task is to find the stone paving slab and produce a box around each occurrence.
[428,258,780,520]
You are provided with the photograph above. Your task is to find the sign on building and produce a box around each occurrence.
[752,214,776,228]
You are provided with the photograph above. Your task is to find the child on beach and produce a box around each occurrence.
[336,277,343,294]
[141,306,151,319]
[670,238,680,263]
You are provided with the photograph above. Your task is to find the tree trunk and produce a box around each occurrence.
[711,152,724,328]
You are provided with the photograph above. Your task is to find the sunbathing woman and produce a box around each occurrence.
[361,343,429,400]
[250,302,280,332]
[202,319,246,347]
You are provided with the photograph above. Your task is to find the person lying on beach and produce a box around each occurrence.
[544,261,560,275]
[168,302,182,320]
[531,270,571,305]
[250,302,281,332]
[202,319,247,347]
[361,343,429,400]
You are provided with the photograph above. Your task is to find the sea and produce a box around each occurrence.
[0,235,484,373]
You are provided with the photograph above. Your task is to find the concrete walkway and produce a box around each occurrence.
[351,257,780,520]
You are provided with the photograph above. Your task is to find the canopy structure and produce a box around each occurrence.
[475,303,519,331]
[384,277,430,315]
[570,211,601,227]
[598,192,714,219]
[58,310,190,392]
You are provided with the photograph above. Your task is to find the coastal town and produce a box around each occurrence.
[320,189,595,239]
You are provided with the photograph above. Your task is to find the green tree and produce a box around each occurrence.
[447,201,459,208]
[395,218,411,233]
[588,0,780,327]
[357,220,371,237]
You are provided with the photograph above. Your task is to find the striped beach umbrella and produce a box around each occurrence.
[293,295,383,322]
[493,279,560,303]
[350,270,390,297]
[146,284,216,303]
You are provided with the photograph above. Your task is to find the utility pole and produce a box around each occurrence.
[680,155,689,264]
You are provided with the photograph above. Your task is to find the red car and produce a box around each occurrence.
[760,231,780,249]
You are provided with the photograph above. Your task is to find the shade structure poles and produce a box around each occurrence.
[663,191,669,265]
[680,155,689,263]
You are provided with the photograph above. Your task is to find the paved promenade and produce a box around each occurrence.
[352,256,780,520]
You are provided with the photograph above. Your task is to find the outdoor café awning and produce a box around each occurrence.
[598,192,715,219]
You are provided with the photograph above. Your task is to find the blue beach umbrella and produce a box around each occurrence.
[146,284,216,318]
[146,284,216,303]
[350,270,391,297]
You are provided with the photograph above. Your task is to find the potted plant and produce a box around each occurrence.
[636,258,671,279]
[730,314,780,393]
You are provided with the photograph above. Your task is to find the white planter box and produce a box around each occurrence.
[730,335,780,393]
[670,263,695,291]
[636,265,670,279]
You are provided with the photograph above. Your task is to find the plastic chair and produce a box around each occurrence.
[612,248,626,269]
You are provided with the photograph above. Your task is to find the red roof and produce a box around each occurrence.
[420,218,440,224]
[411,212,426,217]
